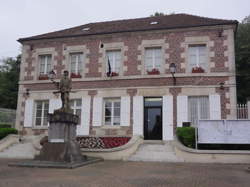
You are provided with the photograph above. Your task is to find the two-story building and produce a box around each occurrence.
[16,14,238,143]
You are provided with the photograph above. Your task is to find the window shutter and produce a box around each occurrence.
[163,96,173,140]
[177,96,188,127]
[120,96,130,126]
[49,99,62,114]
[133,96,143,135]
[24,99,34,127]
[209,95,221,119]
[77,97,91,136]
[92,97,103,126]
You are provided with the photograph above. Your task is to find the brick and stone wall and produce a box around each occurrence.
[16,25,237,136]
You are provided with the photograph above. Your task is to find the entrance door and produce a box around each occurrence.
[144,98,162,140]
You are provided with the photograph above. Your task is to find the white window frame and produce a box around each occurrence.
[144,47,162,71]
[188,44,207,72]
[70,99,82,123]
[104,98,121,126]
[188,96,209,127]
[34,100,49,127]
[39,54,52,75]
[70,52,83,75]
[106,50,121,74]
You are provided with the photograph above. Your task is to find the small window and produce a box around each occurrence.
[104,98,121,126]
[70,99,82,124]
[145,47,162,72]
[188,44,207,72]
[106,50,121,75]
[188,96,209,126]
[70,53,83,76]
[35,100,49,127]
[39,55,52,75]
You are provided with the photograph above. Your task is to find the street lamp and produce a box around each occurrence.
[170,63,176,85]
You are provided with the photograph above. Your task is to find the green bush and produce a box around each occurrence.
[0,128,18,140]
[0,124,12,128]
[176,127,195,148]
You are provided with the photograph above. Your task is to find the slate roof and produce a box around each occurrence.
[18,13,238,42]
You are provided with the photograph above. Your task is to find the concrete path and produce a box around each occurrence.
[0,159,250,187]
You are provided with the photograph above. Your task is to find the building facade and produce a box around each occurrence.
[16,14,238,141]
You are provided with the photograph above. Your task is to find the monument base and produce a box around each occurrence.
[8,157,103,169]
[35,141,85,163]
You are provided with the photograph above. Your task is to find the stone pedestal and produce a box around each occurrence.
[35,110,86,163]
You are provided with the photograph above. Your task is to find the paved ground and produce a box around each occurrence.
[0,159,250,187]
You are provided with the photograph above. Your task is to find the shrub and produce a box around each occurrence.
[0,124,12,128]
[0,128,18,140]
[176,127,195,148]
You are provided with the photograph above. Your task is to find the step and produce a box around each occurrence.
[0,142,36,159]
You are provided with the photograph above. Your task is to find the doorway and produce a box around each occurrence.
[144,98,162,140]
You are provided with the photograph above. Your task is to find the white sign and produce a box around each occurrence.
[198,120,250,144]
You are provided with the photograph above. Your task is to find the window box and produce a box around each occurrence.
[38,74,49,80]
[192,67,205,73]
[71,73,82,78]
[147,68,160,75]
[106,72,119,77]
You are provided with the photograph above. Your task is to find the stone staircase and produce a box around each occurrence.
[0,136,40,159]
[127,140,184,162]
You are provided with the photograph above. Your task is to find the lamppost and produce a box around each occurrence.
[170,63,177,85]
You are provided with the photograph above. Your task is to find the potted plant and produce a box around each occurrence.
[71,73,82,78]
[106,72,119,77]
[192,66,205,73]
[38,74,49,80]
[147,68,160,75]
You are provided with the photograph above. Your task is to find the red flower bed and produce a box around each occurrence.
[38,74,49,80]
[147,68,160,75]
[76,137,131,149]
[192,67,205,73]
[71,73,82,78]
[101,137,131,149]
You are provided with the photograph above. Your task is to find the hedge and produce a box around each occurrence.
[0,128,18,140]
[176,127,195,148]
[0,124,12,128]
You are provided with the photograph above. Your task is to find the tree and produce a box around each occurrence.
[150,12,165,17]
[235,15,250,103]
[0,55,21,109]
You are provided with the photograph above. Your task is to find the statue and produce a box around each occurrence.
[59,70,72,111]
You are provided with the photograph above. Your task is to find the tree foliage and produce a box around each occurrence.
[235,15,250,103]
[0,55,21,109]
[150,12,175,17]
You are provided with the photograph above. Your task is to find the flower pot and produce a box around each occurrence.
[70,73,82,78]
[147,68,160,75]
[192,67,205,73]
[38,75,49,80]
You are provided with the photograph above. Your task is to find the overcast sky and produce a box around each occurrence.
[0,0,249,60]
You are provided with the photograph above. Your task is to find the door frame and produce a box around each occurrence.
[143,97,163,140]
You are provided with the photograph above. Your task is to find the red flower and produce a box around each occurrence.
[71,73,82,78]
[38,74,49,80]
[107,72,119,77]
[192,67,205,73]
[147,68,160,75]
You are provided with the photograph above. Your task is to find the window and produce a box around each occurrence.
[188,44,207,72]
[145,47,162,72]
[39,55,52,75]
[106,50,121,74]
[70,99,82,123]
[70,53,83,76]
[104,98,121,125]
[188,96,209,126]
[35,100,49,127]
